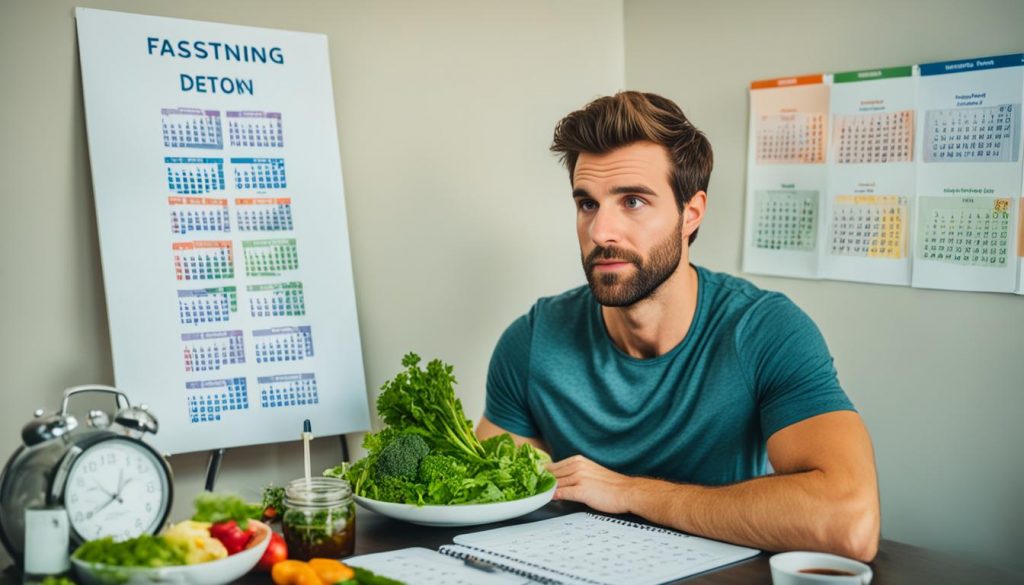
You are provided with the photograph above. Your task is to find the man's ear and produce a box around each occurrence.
[682,191,707,240]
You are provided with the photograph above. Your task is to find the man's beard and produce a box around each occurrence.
[583,221,683,307]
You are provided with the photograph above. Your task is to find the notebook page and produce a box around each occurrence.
[451,512,760,585]
[344,547,531,585]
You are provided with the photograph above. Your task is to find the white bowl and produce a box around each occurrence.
[354,484,556,527]
[71,520,272,585]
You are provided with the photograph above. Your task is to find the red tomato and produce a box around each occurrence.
[257,531,288,571]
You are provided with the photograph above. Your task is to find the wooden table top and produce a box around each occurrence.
[3,500,1022,584]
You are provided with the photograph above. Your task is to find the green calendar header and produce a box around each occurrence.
[833,66,913,84]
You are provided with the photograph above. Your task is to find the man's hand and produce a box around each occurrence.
[548,454,636,514]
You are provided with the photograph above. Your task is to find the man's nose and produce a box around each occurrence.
[589,206,623,246]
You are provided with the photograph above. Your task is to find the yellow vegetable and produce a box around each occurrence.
[271,560,321,585]
[308,558,355,583]
[161,520,228,564]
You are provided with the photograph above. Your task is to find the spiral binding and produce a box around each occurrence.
[439,544,599,585]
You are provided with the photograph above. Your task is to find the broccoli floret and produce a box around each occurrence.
[374,433,430,479]
[419,453,468,503]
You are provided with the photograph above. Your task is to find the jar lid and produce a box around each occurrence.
[284,477,352,508]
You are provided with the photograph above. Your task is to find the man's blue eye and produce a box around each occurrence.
[625,197,645,209]
[579,200,597,211]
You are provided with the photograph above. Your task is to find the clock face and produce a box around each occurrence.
[64,438,170,541]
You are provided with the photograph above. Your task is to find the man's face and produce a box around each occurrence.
[573,141,687,307]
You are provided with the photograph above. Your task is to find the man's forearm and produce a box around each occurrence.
[628,470,879,562]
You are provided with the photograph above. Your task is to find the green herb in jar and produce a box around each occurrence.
[281,477,356,560]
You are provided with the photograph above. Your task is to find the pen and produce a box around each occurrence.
[462,554,561,585]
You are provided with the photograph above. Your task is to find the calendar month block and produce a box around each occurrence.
[168,196,230,234]
[924,103,1021,163]
[828,195,908,258]
[185,377,249,424]
[231,157,287,190]
[181,329,245,373]
[177,286,237,326]
[235,197,293,232]
[756,112,826,164]
[165,157,225,194]
[227,110,284,148]
[173,240,234,281]
[258,373,319,409]
[753,190,819,251]
[832,110,914,164]
[247,281,306,318]
[917,196,1011,266]
[252,325,314,364]
[243,238,299,276]
[162,107,223,149]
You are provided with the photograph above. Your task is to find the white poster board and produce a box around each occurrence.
[820,66,916,287]
[912,53,1023,293]
[75,8,370,454]
[743,75,830,279]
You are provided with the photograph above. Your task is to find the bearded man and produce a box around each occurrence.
[476,91,880,562]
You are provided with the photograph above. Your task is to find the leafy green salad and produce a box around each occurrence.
[325,353,556,505]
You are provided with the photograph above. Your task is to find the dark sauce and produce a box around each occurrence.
[283,508,356,560]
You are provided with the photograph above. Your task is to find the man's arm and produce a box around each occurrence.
[548,410,880,562]
[476,415,549,453]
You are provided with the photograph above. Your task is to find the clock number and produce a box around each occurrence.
[135,518,143,530]
[146,482,155,494]
[145,502,152,513]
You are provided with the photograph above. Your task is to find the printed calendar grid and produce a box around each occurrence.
[753,190,819,251]
[186,377,249,424]
[227,110,284,148]
[918,196,1011,266]
[162,107,223,149]
[165,157,225,194]
[253,326,314,364]
[828,195,909,259]
[177,286,237,326]
[236,197,293,232]
[173,241,234,281]
[247,281,306,318]
[924,103,1021,163]
[182,330,245,373]
[168,196,230,234]
[756,112,826,164]
[243,239,299,276]
[232,157,287,190]
[259,373,319,409]
[832,110,914,164]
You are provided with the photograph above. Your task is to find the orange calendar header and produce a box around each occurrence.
[236,197,291,205]
[750,74,824,90]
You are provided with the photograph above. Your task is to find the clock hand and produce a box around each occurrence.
[89,492,119,516]
[92,480,117,499]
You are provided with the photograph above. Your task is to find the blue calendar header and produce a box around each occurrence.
[146,36,285,96]
[920,53,1024,77]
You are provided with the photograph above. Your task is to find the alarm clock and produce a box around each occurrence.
[0,385,173,566]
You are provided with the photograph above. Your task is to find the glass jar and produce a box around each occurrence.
[282,477,356,560]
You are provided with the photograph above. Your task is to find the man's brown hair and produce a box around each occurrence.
[550,91,713,244]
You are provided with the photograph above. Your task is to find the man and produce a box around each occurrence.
[476,91,880,562]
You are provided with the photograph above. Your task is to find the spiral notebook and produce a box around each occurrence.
[345,512,760,585]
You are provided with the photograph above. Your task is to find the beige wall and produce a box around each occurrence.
[0,0,623,553]
[624,0,1024,570]
[1,0,1022,572]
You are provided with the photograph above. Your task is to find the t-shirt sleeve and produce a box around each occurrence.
[737,293,855,441]
[483,312,540,438]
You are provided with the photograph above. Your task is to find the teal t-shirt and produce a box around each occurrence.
[484,265,854,486]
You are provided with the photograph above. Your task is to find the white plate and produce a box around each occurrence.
[354,484,556,527]
[71,520,271,585]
